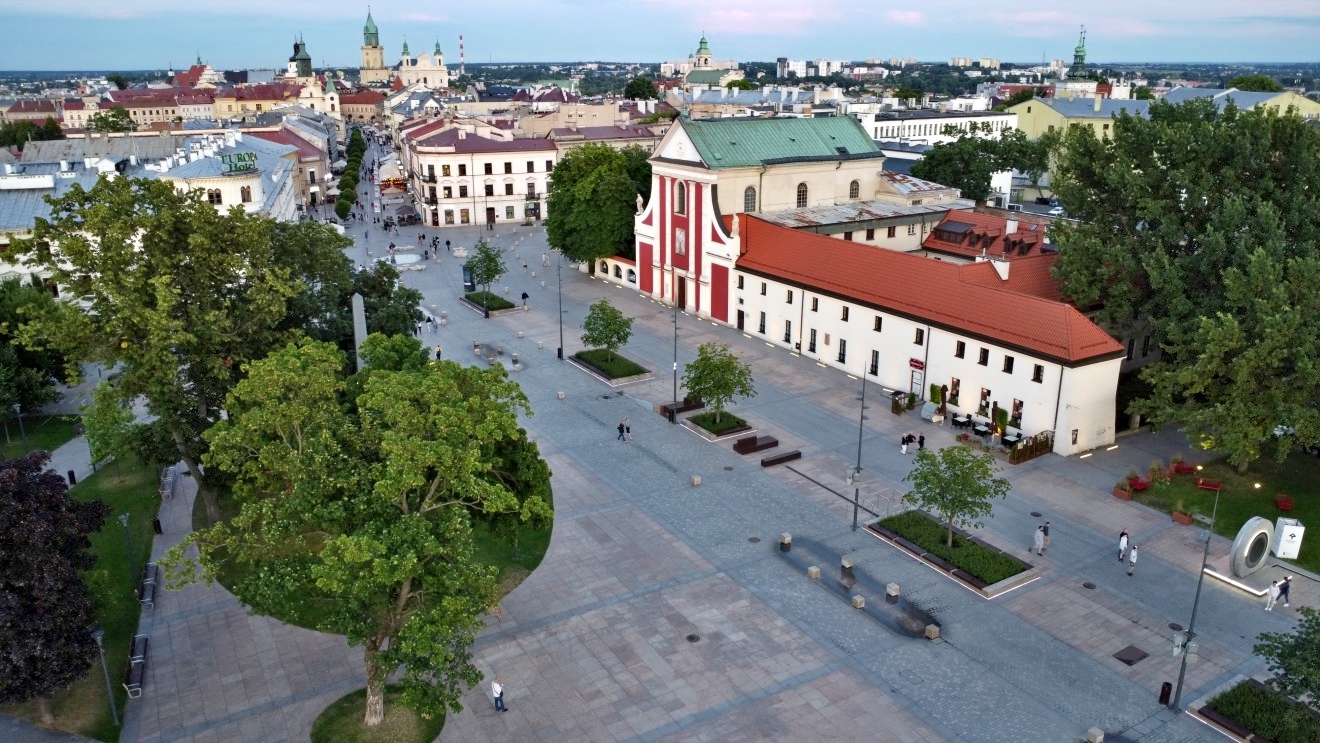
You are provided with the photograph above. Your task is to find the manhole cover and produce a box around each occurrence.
[1030,511,1042,517]
[1082,582,1096,589]
[1113,645,1149,666]
[1169,623,1184,631]
[686,634,701,643]
[724,466,733,471]
[748,537,761,543]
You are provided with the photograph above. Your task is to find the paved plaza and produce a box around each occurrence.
[11,150,1315,742]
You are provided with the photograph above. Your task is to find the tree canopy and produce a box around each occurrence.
[0,117,64,151]
[683,342,755,424]
[86,106,135,133]
[0,452,110,723]
[545,144,651,263]
[177,335,550,727]
[1048,98,1320,469]
[0,278,72,413]
[465,238,506,302]
[623,76,657,100]
[1226,74,1284,92]
[580,299,633,361]
[910,127,1051,203]
[1255,606,1320,733]
[902,446,1011,548]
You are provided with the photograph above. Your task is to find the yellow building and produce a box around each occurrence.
[1162,87,1320,120]
[1006,96,1151,140]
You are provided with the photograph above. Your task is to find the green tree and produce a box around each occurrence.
[1226,74,1284,92]
[0,452,110,724]
[1048,99,1320,467]
[911,128,1049,203]
[106,74,130,90]
[994,87,1042,111]
[902,446,1011,548]
[0,117,65,151]
[0,277,72,412]
[82,381,137,473]
[545,144,651,264]
[15,177,302,524]
[682,342,755,424]
[86,106,135,133]
[176,336,548,727]
[623,76,657,100]
[725,78,753,90]
[1254,606,1320,734]
[579,299,633,361]
[1133,86,1156,100]
[465,238,506,310]
[893,87,924,104]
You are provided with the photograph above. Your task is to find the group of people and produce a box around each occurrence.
[1031,522,1052,556]
[1118,529,1139,575]
[616,418,633,441]
[899,433,924,455]
[1266,576,1293,611]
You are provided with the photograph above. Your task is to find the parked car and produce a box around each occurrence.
[1048,206,1066,216]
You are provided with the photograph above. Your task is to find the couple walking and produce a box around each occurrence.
[1031,522,1051,555]
[899,433,924,455]
[1118,529,1139,575]
[1265,576,1293,611]
[616,418,633,442]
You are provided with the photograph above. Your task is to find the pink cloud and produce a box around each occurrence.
[887,10,924,26]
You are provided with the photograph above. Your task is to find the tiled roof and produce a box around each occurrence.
[63,100,86,110]
[677,115,880,169]
[736,215,1121,364]
[956,253,1061,302]
[248,130,322,160]
[340,90,385,105]
[759,199,975,229]
[8,100,58,113]
[216,84,300,101]
[922,211,1054,261]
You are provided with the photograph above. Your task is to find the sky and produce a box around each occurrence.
[1,0,1319,71]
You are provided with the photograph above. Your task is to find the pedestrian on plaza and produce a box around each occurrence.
[900,434,908,455]
[1279,576,1292,607]
[446,239,451,252]
[918,434,925,451]
[1118,530,1129,561]
[491,676,507,712]
[542,253,549,267]
[1266,580,1280,611]
[522,262,529,273]
[1127,545,1138,576]
[1042,522,1051,552]
[434,345,442,361]
[625,418,633,441]
[415,321,422,337]
[1032,525,1045,555]
[423,249,429,260]
[521,291,529,308]
[617,420,627,441]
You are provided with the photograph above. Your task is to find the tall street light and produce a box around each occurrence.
[556,252,564,360]
[90,628,119,726]
[119,513,136,597]
[850,363,869,530]
[671,287,679,424]
[1170,486,1221,710]
[13,403,25,443]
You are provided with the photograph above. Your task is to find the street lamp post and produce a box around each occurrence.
[851,365,869,530]
[671,293,679,423]
[556,253,564,360]
[119,513,136,598]
[13,403,25,443]
[90,628,119,726]
[1170,487,1221,710]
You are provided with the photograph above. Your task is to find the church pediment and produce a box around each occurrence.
[655,126,705,165]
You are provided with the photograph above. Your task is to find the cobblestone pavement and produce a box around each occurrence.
[17,148,1304,743]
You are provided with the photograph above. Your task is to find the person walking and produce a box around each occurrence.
[617,420,627,441]
[917,434,925,450]
[624,418,633,441]
[1127,545,1139,576]
[1118,530,1129,562]
[900,435,908,455]
[1279,576,1292,607]
[1266,580,1280,611]
[542,252,549,267]
[521,291,529,308]
[1032,525,1045,556]
[1041,521,1051,552]
[491,677,507,712]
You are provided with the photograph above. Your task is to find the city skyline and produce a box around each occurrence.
[2,0,1319,71]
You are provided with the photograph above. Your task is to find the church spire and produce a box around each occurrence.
[1067,25,1088,78]
[363,7,380,47]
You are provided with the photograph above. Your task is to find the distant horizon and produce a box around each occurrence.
[3,1,1319,71]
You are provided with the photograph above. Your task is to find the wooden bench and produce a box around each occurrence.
[761,450,802,467]
[1276,494,1293,512]
[1173,462,1197,475]
[1196,477,1223,492]
[139,563,159,610]
[129,633,149,663]
[124,659,146,699]
[660,397,705,420]
[733,435,779,455]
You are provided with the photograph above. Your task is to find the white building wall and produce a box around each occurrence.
[865,112,1017,144]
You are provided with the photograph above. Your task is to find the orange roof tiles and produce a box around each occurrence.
[736,215,1121,364]
[923,211,1051,261]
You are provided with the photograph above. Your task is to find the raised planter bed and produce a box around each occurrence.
[865,511,1037,599]
[1113,487,1133,500]
[566,353,653,387]
[1197,678,1320,742]
[680,419,753,442]
[1172,511,1194,525]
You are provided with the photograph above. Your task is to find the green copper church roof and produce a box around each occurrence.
[676,116,881,170]
[364,9,377,33]
[434,39,443,56]
[402,39,410,55]
[684,69,727,85]
[696,35,711,55]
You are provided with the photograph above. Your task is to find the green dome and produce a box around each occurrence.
[696,35,711,55]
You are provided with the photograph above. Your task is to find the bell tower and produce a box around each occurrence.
[359,8,390,84]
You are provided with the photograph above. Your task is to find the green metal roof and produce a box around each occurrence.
[678,116,880,169]
[685,69,728,85]
[364,10,378,34]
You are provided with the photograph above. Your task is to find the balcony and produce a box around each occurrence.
[424,197,438,206]
[524,191,541,200]
[421,174,437,184]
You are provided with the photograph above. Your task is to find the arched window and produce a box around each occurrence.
[743,186,756,213]
[599,260,609,274]
[675,181,686,215]
[849,180,860,199]
[795,182,808,208]
[206,188,222,205]
[613,265,622,278]
[240,185,252,203]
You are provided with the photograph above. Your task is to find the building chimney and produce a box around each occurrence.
[1005,218,1018,234]
[1093,95,1102,113]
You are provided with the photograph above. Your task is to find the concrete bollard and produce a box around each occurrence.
[925,624,940,640]
[851,595,865,609]
[1085,728,1104,743]
[503,286,510,295]
[538,341,545,349]
[440,318,447,326]
[440,310,448,319]
[517,331,525,339]
[779,533,792,552]
[691,475,701,486]
[541,281,546,288]
[557,391,565,400]
[886,583,901,598]
[513,363,522,372]
[807,566,820,580]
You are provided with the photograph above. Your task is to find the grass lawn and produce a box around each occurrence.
[1129,451,1320,573]
[465,291,515,311]
[0,461,160,742]
[687,411,748,435]
[573,349,648,379]
[1206,679,1320,741]
[310,686,445,743]
[877,510,1028,585]
[0,414,82,460]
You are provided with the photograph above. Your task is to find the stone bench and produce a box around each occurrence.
[761,450,802,467]
[733,435,779,455]
[660,397,705,420]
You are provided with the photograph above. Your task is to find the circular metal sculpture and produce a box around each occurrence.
[1230,517,1274,577]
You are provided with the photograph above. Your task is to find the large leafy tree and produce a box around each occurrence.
[683,342,755,424]
[15,177,302,524]
[1254,606,1320,735]
[902,446,1010,548]
[86,106,135,133]
[580,299,633,361]
[176,335,550,727]
[545,144,651,264]
[0,277,72,412]
[1226,74,1284,92]
[623,76,657,100]
[911,127,1050,202]
[0,452,110,724]
[0,117,64,151]
[82,381,136,473]
[1048,99,1320,468]
[465,238,506,299]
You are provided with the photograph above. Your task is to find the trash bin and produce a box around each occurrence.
[67,469,77,486]
[153,518,163,535]
[1159,682,1172,706]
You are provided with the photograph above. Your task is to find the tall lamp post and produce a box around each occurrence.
[1170,486,1221,710]
[556,252,564,360]
[850,364,869,530]
[90,628,119,726]
[671,290,679,423]
[13,403,25,443]
[119,513,136,596]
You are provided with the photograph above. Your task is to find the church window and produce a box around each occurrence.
[240,186,252,203]
[795,182,808,208]
[675,182,686,215]
[743,186,756,212]
[849,180,860,199]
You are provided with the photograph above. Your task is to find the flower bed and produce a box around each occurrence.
[1203,679,1320,741]
[464,290,515,311]
[875,510,1028,586]
[687,412,749,436]
[572,349,648,379]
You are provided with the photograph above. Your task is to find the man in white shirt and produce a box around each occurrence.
[491,677,507,711]
[1266,580,1280,611]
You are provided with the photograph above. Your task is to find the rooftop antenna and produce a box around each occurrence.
[460,34,465,76]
